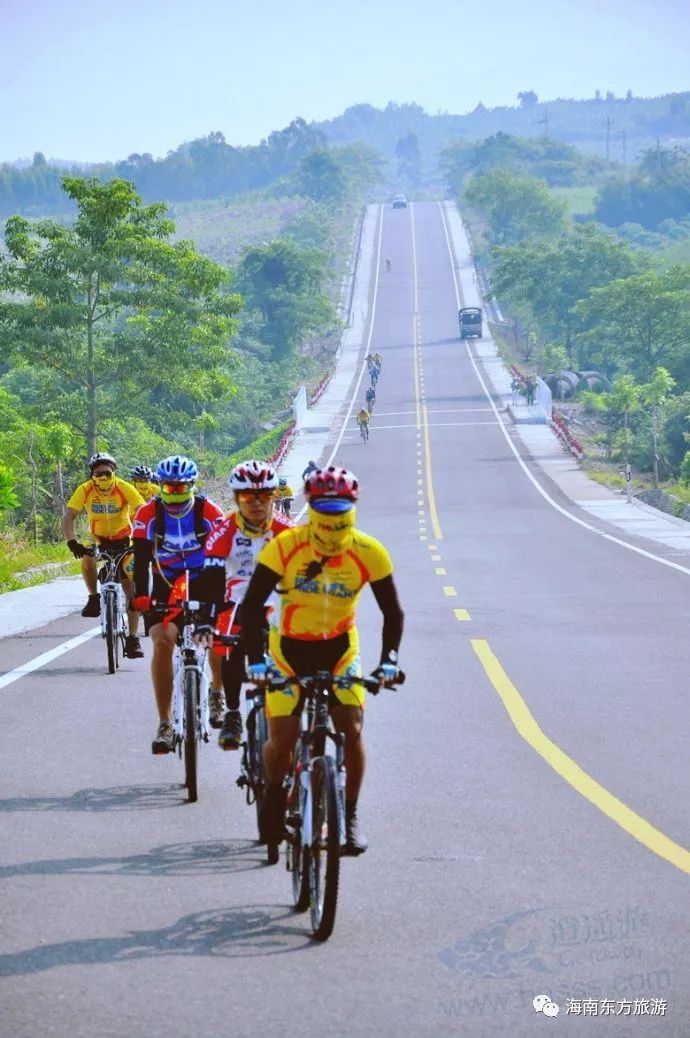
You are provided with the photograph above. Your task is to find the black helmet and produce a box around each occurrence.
[130,464,154,481]
[88,452,117,472]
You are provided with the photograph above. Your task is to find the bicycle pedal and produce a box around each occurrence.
[236,775,249,788]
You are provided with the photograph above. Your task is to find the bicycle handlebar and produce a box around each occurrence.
[265,669,405,696]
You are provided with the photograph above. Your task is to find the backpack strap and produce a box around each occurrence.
[153,493,208,545]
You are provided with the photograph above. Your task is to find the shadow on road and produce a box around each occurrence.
[0,783,188,813]
[0,839,266,879]
[0,904,314,975]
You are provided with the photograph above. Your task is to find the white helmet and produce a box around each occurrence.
[228,459,278,492]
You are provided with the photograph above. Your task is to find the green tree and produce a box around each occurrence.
[574,267,690,383]
[640,366,676,486]
[0,176,241,457]
[464,169,567,244]
[296,148,347,206]
[492,226,641,352]
[610,374,640,479]
[395,132,422,185]
[235,239,335,361]
[0,463,19,514]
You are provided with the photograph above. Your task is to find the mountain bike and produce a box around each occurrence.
[87,545,130,674]
[215,621,272,853]
[358,420,369,442]
[237,684,271,848]
[159,589,212,803]
[267,669,404,941]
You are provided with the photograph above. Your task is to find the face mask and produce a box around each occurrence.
[161,491,194,517]
[308,505,355,556]
[134,481,151,497]
[93,475,115,492]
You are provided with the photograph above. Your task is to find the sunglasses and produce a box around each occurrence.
[92,470,114,478]
[237,490,274,502]
[160,481,193,495]
[310,497,354,514]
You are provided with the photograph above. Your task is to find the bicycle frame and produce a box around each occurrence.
[171,609,210,747]
[292,678,347,848]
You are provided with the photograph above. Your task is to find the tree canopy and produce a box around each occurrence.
[0,176,242,457]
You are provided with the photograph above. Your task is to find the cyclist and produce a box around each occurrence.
[275,477,294,518]
[301,459,318,481]
[240,466,404,856]
[370,364,380,388]
[365,353,374,372]
[201,460,292,750]
[356,407,370,441]
[130,455,224,754]
[130,465,159,501]
[63,452,145,658]
[365,386,376,412]
[385,258,391,273]
[373,351,383,369]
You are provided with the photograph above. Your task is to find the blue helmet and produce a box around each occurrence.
[156,455,198,483]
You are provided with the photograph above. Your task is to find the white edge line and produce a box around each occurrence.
[0,626,101,690]
[437,201,690,579]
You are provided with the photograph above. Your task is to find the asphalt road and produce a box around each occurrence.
[2,202,689,1038]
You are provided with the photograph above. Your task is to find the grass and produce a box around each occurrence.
[170,195,310,266]
[0,528,78,594]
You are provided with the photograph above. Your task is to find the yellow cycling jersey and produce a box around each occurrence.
[257,525,393,640]
[132,480,158,501]
[357,409,369,424]
[276,483,294,499]
[66,477,145,541]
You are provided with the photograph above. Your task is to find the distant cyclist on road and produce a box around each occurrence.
[385,258,391,273]
[275,477,294,518]
[365,386,376,413]
[301,459,318,481]
[357,407,370,441]
[63,452,145,658]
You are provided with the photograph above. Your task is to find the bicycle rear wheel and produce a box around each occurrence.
[104,590,118,674]
[248,704,268,838]
[309,756,340,941]
[184,669,199,803]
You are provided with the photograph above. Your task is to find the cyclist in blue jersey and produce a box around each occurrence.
[131,455,225,754]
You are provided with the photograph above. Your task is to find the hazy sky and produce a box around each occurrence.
[2,0,688,162]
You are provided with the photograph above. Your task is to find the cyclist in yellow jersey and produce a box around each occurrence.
[356,407,370,441]
[275,477,294,518]
[241,465,404,855]
[64,452,145,656]
[130,464,159,501]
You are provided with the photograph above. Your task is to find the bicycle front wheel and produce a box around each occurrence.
[248,704,268,838]
[104,590,118,674]
[184,669,199,803]
[309,756,340,941]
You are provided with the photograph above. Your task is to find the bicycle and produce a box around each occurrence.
[370,368,379,388]
[267,669,404,941]
[365,393,376,414]
[214,620,273,854]
[158,588,212,803]
[86,545,130,674]
[358,420,369,442]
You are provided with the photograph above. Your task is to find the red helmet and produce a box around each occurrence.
[304,466,359,501]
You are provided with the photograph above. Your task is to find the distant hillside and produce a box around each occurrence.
[316,92,690,173]
[2,91,689,216]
